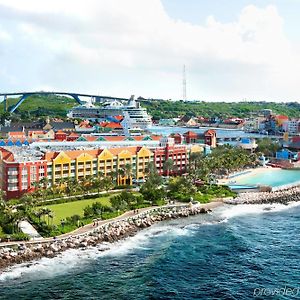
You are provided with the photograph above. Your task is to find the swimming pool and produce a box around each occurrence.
[233,169,300,188]
[228,185,258,190]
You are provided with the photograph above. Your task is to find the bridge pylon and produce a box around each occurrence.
[3,95,7,112]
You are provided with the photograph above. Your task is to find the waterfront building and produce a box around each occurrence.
[282,119,300,135]
[0,138,204,199]
[183,130,217,147]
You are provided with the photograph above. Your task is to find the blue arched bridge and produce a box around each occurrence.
[0,91,128,113]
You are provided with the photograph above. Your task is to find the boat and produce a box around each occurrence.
[67,96,152,129]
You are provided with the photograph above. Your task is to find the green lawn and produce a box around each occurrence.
[43,196,112,225]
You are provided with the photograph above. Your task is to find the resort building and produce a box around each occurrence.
[0,138,204,199]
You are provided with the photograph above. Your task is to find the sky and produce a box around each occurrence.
[0,0,300,102]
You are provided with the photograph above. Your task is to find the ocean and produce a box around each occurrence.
[0,203,300,300]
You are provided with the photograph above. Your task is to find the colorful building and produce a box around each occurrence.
[0,140,203,199]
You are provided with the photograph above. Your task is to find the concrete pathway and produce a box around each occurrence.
[0,201,223,248]
[18,220,43,241]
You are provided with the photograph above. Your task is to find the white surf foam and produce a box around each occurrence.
[219,201,300,222]
[4,202,297,283]
[0,223,195,282]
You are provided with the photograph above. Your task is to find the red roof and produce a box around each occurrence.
[183,131,198,137]
[276,115,289,120]
[55,130,66,135]
[103,136,125,141]
[68,132,80,138]
[104,122,123,129]
[8,131,25,136]
[114,115,123,121]
[204,129,216,136]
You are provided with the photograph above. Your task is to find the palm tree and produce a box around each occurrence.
[102,176,114,192]
[117,168,125,185]
[123,163,134,185]
[40,177,49,189]
[163,158,174,177]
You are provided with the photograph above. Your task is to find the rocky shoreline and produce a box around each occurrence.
[0,204,214,272]
[224,186,300,205]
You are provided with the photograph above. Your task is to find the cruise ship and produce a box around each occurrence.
[67,96,152,129]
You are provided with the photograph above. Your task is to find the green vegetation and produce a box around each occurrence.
[189,145,259,180]
[0,94,76,118]
[43,196,112,225]
[0,191,30,241]
[256,138,281,157]
[0,146,260,241]
[1,94,299,122]
[141,100,300,120]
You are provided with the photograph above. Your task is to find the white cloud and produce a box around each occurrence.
[0,0,299,101]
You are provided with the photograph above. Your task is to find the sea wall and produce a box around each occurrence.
[224,186,300,205]
[0,204,211,271]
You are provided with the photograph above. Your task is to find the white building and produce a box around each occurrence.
[283,119,300,135]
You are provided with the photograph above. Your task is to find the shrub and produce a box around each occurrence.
[10,232,30,241]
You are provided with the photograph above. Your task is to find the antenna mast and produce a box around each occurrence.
[182,64,187,101]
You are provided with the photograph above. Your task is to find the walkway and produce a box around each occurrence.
[0,201,222,248]
[18,220,43,241]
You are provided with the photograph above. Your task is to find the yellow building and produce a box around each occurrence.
[44,146,153,186]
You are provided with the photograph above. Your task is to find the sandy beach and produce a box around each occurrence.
[218,166,280,185]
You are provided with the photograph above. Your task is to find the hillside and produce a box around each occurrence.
[141,100,300,120]
[0,95,299,120]
[0,94,77,118]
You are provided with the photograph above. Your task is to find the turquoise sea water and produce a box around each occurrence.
[1,203,300,299]
[234,169,300,188]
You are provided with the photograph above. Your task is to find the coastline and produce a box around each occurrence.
[224,186,300,205]
[2,184,300,273]
[0,202,222,272]
[218,166,275,185]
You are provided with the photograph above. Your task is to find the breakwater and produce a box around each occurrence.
[224,186,300,205]
[0,204,213,271]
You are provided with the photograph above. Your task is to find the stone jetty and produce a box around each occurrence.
[224,186,300,205]
[0,204,211,271]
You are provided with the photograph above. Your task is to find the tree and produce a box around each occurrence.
[123,163,134,185]
[102,177,114,192]
[110,194,127,211]
[140,170,166,205]
[163,158,174,177]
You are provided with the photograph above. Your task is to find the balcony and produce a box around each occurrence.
[7,186,18,191]
[8,179,18,183]
[7,171,18,175]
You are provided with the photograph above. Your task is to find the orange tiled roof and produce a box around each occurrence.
[43,146,143,162]
[276,115,289,120]
[109,146,138,155]
[104,122,123,129]
[151,135,162,141]
[84,136,98,142]
[103,136,125,142]
[68,132,80,137]
[55,130,66,134]
[8,131,25,136]
[0,148,14,162]
[183,131,198,137]
[114,115,123,121]
[205,129,216,135]
[44,149,102,161]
